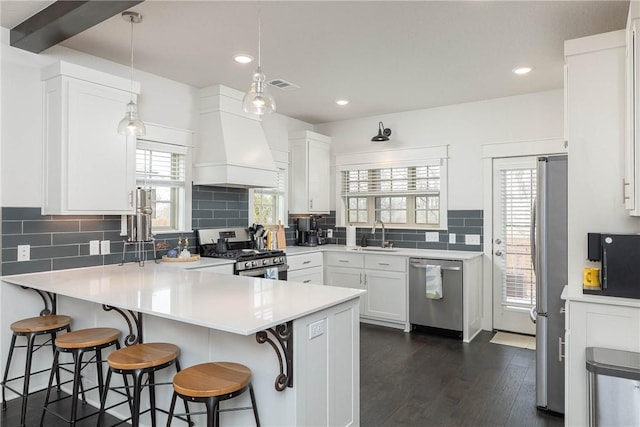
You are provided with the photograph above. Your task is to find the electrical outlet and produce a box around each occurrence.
[90,240,100,255]
[465,234,481,245]
[308,319,325,340]
[326,229,333,238]
[425,232,439,242]
[17,245,30,262]
[449,233,456,244]
[101,240,111,255]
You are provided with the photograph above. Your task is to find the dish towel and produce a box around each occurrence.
[265,267,278,280]
[426,265,443,299]
[346,226,357,247]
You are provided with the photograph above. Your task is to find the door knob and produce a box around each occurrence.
[495,250,503,256]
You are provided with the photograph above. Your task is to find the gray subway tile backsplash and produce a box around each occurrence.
[2,191,484,275]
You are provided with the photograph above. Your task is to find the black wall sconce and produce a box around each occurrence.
[371,121,392,142]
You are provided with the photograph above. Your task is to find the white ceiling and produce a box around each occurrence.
[1,1,630,124]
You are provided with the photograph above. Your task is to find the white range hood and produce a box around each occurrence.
[194,84,277,188]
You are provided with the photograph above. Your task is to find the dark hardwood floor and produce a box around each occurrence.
[361,324,564,427]
[3,325,564,426]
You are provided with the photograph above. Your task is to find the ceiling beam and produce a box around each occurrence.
[10,0,144,54]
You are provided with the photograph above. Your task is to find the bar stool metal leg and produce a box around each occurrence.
[1,334,17,411]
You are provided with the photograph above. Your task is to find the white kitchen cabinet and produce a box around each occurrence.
[625,19,640,215]
[287,252,324,284]
[41,62,137,215]
[289,131,331,214]
[325,251,408,330]
[564,295,640,426]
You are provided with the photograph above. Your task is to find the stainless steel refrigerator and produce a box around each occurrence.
[530,155,567,414]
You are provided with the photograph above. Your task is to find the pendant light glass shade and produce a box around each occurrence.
[118,11,145,136]
[118,101,146,136]
[242,67,276,115]
[243,9,276,115]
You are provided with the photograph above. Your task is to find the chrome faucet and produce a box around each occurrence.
[371,220,390,248]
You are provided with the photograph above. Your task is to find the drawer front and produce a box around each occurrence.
[288,266,323,285]
[364,255,406,272]
[325,252,364,268]
[287,252,323,271]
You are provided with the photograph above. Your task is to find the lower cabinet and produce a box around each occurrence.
[325,252,408,329]
[287,252,324,284]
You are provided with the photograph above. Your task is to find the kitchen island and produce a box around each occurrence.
[0,262,364,426]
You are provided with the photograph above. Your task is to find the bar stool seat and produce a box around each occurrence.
[10,315,71,333]
[2,315,72,427]
[98,343,184,427]
[167,362,260,427]
[41,327,121,426]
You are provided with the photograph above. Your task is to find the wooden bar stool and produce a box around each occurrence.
[166,362,260,427]
[40,327,121,426]
[1,314,72,427]
[97,342,187,427]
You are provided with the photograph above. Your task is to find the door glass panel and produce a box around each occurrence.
[500,168,537,308]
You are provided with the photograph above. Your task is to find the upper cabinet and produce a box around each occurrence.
[289,131,331,214]
[626,19,640,215]
[41,62,138,215]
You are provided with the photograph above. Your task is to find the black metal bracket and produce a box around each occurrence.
[102,305,143,346]
[21,286,57,315]
[255,321,293,391]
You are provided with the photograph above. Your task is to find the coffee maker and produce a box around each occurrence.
[296,217,318,246]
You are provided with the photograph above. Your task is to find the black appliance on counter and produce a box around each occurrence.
[586,233,640,299]
[296,217,320,246]
[198,228,287,279]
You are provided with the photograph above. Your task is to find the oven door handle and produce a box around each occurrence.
[237,264,289,277]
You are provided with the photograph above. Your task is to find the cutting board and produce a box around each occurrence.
[276,222,287,249]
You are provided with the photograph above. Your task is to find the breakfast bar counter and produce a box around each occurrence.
[1,263,364,426]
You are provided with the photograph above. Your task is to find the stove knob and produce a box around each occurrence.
[245,262,251,268]
[252,261,258,267]
[262,259,269,266]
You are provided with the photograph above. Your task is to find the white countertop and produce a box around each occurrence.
[1,262,364,336]
[561,285,640,308]
[284,244,483,260]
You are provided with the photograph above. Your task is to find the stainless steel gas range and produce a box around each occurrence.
[197,228,288,279]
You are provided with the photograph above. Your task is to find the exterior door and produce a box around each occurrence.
[492,157,537,335]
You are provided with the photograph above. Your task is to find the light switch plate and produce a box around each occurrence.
[90,240,100,255]
[465,234,481,245]
[425,232,439,242]
[101,240,111,255]
[449,233,456,244]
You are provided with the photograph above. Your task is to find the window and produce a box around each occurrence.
[341,163,445,229]
[251,166,287,225]
[136,141,189,233]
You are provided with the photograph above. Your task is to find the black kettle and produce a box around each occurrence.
[215,238,228,254]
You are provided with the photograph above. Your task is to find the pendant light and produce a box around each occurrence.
[242,8,276,115]
[118,11,146,137]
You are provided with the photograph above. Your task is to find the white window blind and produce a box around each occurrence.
[500,168,537,308]
[341,165,442,228]
[253,167,286,225]
[136,144,187,232]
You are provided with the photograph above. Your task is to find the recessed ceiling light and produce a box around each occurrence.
[512,66,532,75]
[234,54,254,64]
[336,99,350,106]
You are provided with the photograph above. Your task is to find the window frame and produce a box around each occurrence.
[335,146,449,230]
[250,162,288,227]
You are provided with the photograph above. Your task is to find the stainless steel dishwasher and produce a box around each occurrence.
[409,258,463,337]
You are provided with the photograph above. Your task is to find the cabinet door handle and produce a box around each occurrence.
[128,190,134,208]
[623,178,630,203]
[338,260,349,263]
[310,199,313,209]
[302,260,311,264]
[303,280,311,283]
[377,262,390,266]
[359,272,363,284]
[559,337,565,362]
